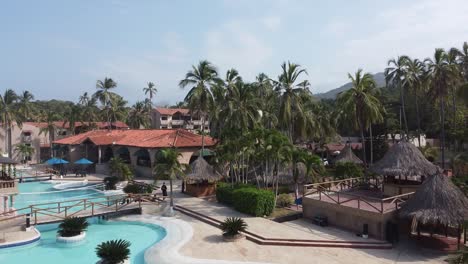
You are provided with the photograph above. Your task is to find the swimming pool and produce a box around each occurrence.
[14,182,110,213]
[0,219,167,264]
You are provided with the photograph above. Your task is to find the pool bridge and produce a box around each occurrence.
[0,194,161,226]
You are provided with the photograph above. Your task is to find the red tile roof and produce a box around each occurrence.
[26,121,129,129]
[155,108,190,116]
[53,129,217,148]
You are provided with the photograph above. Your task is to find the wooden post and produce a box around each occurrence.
[358,197,360,209]
[115,201,118,212]
[92,203,94,216]
[380,201,384,213]
[65,207,67,218]
[58,202,61,213]
[84,199,86,210]
[337,192,340,204]
[34,211,37,225]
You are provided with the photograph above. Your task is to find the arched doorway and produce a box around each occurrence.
[116,147,130,163]
[134,149,151,167]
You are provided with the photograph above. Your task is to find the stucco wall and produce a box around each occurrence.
[0,123,49,164]
[303,197,397,239]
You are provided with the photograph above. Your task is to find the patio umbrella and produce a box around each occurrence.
[74,158,93,165]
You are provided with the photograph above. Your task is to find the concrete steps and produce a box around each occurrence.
[174,205,392,249]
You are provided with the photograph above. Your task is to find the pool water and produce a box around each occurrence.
[0,219,167,264]
[14,182,106,212]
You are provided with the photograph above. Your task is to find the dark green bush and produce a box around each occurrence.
[96,239,131,264]
[104,176,120,190]
[216,182,254,205]
[123,183,153,194]
[334,162,363,179]
[232,188,275,216]
[220,217,247,237]
[57,217,89,237]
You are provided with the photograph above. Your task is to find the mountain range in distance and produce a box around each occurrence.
[315,72,386,100]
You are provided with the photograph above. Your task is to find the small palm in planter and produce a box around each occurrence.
[96,239,131,264]
[57,217,89,237]
[220,217,247,241]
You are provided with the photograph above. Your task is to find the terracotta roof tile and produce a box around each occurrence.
[155,108,190,116]
[26,121,129,129]
[53,129,216,149]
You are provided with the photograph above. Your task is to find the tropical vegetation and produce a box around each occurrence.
[57,217,89,237]
[220,217,247,237]
[96,239,131,264]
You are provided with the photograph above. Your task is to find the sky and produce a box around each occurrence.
[1,0,468,106]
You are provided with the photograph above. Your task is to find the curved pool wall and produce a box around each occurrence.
[0,218,167,264]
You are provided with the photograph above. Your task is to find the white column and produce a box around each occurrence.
[10,195,14,208]
[3,196,8,213]
[98,146,102,164]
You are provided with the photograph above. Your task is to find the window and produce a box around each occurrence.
[161,116,168,120]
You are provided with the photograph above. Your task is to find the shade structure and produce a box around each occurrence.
[0,156,18,164]
[74,158,93,165]
[399,174,468,226]
[370,142,441,178]
[185,156,221,183]
[45,157,69,165]
[334,145,363,164]
[193,149,214,157]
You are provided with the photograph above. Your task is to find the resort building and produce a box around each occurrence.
[152,108,210,133]
[0,121,128,164]
[52,129,216,178]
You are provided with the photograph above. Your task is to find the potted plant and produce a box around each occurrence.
[56,217,89,243]
[220,217,247,241]
[96,239,131,264]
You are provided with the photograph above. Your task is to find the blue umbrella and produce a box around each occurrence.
[45,158,69,165]
[74,158,93,165]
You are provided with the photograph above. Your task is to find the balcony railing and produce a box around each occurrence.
[0,180,18,194]
[22,135,32,142]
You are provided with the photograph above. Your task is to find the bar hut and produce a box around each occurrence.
[333,145,363,165]
[185,156,221,197]
[399,174,468,251]
[370,142,441,196]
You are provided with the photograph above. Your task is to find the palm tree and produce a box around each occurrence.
[273,61,309,142]
[39,110,60,157]
[179,60,220,155]
[153,148,186,210]
[402,58,426,146]
[127,101,150,129]
[425,48,460,169]
[63,104,82,135]
[337,69,384,166]
[143,82,157,126]
[107,95,128,127]
[17,91,34,121]
[94,78,118,130]
[79,93,99,126]
[14,143,35,164]
[0,89,23,157]
[385,56,411,139]
[222,82,260,132]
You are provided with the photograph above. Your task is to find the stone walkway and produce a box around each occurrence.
[171,192,447,264]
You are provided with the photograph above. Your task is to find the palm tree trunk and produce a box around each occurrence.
[7,124,12,158]
[170,178,174,207]
[369,125,374,165]
[400,84,409,140]
[415,93,421,147]
[360,121,367,167]
[440,95,446,169]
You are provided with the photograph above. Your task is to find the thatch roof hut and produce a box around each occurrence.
[334,145,363,164]
[399,174,468,226]
[185,156,221,183]
[370,142,441,178]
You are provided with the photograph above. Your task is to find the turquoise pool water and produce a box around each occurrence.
[0,219,167,264]
[15,182,107,212]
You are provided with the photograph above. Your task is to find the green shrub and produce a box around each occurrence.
[96,239,131,264]
[216,182,254,205]
[232,188,275,216]
[104,176,120,190]
[220,217,247,237]
[57,217,89,237]
[123,183,153,194]
[276,193,293,208]
[334,162,363,179]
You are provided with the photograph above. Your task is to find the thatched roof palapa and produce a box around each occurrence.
[334,145,363,164]
[185,156,221,183]
[0,157,18,165]
[399,174,468,226]
[370,142,441,177]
